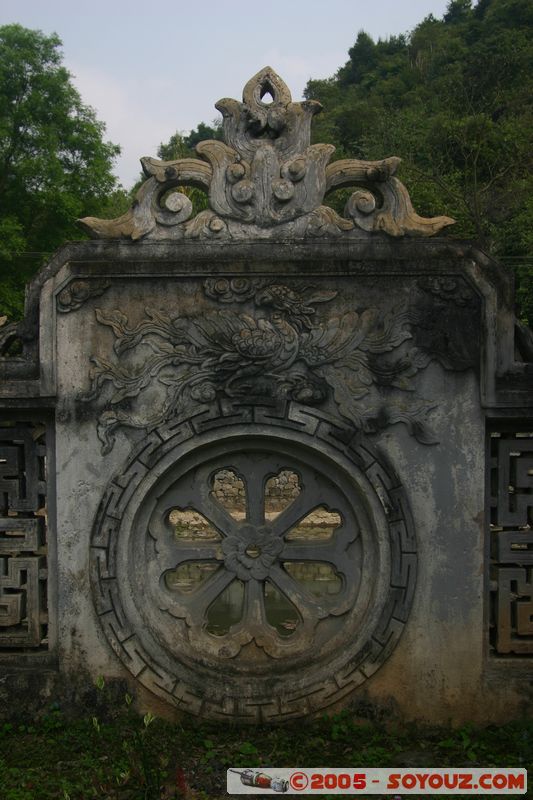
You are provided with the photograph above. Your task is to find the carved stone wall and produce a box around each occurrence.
[0,234,531,723]
[0,68,531,724]
[29,239,516,724]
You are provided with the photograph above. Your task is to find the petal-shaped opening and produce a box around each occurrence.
[264,580,301,637]
[210,469,246,521]
[165,562,219,593]
[283,562,342,597]
[169,508,221,541]
[285,506,342,541]
[264,469,302,520]
[205,579,245,636]
[260,90,274,105]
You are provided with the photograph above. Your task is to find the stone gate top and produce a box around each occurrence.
[79,67,454,243]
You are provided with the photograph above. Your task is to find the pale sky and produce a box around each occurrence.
[0,0,450,188]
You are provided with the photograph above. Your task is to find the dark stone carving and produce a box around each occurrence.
[414,276,481,371]
[418,276,475,307]
[490,431,533,656]
[86,279,439,453]
[90,402,417,721]
[0,424,48,650]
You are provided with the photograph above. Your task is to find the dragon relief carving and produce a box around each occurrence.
[78,67,454,242]
[86,279,438,453]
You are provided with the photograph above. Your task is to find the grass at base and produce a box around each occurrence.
[0,707,531,799]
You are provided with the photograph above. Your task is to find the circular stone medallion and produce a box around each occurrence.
[91,407,416,722]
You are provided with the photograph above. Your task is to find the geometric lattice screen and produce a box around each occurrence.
[490,430,533,656]
[0,423,48,650]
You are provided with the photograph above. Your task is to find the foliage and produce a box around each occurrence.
[0,24,123,318]
[2,7,532,326]
[0,697,531,799]
[305,0,533,324]
[183,121,222,151]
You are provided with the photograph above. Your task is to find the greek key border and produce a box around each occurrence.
[90,401,417,721]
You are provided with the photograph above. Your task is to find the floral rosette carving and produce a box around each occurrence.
[145,453,363,660]
[204,277,265,303]
[222,528,284,581]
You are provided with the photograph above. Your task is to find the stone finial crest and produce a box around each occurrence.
[79,67,454,241]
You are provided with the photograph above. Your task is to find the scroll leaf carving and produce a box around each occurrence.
[57,280,110,312]
[141,156,212,187]
[325,156,402,188]
[79,177,161,241]
[79,68,454,241]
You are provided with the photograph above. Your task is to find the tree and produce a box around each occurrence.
[183,120,222,150]
[0,24,122,318]
[305,0,533,324]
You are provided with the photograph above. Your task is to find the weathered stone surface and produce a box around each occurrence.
[79,68,454,243]
[0,69,532,726]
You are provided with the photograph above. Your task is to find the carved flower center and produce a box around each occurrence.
[245,544,261,558]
